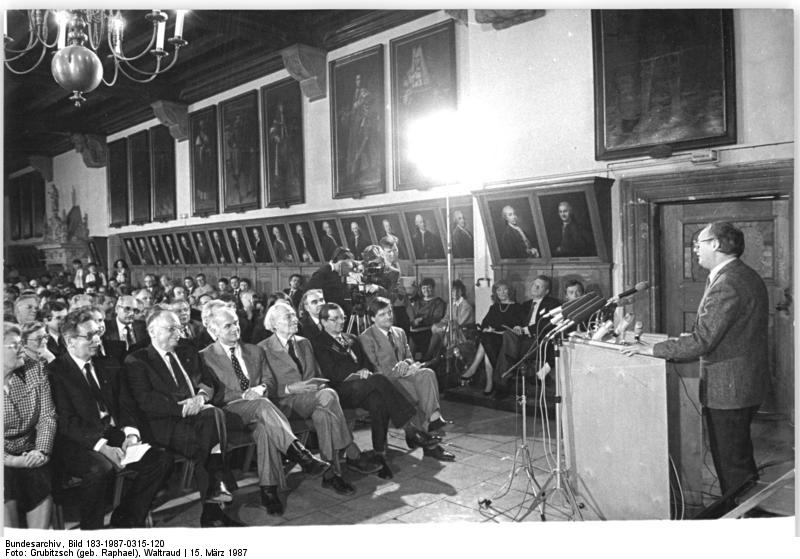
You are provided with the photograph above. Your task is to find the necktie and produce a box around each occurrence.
[83,362,109,416]
[528,300,541,326]
[387,329,400,361]
[124,325,134,349]
[339,335,357,362]
[182,326,192,339]
[287,338,304,374]
[167,352,191,395]
[229,346,249,391]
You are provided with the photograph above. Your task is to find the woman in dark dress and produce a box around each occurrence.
[459,280,524,395]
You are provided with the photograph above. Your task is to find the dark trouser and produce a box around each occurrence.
[704,405,760,497]
[57,443,171,530]
[166,407,232,499]
[335,375,416,453]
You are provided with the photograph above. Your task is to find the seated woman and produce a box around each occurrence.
[424,279,476,366]
[459,280,524,395]
[406,278,446,360]
[4,322,56,529]
[20,321,56,365]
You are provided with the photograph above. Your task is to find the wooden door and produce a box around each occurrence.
[660,198,793,415]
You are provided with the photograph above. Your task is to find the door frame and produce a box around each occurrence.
[619,159,793,332]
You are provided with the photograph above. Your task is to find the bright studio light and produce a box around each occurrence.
[406,110,464,184]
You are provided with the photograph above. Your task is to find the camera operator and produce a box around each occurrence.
[305,249,356,316]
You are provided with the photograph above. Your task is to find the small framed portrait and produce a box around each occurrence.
[262,78,305,208]
[539,191,597,258]
[314,219,344,262]
[372,214,410,260]
[160,234,182,265]
[220,91,261,213]
[390,20,457,190]
[443,204,474,259]
[189,106,220,217]
[487,197,541,260]
[148,235,167,266]
[404,209,445,261]
[123,237,141,266]
[135,237,154,266]
[176,232,198,265]
[192,231,215,265]
[268,223,295,264]
[107,138,129,227]
[129,131,152,225]
[226,227,252,264]
[208,229,233,265]
[246,225,273,263]
[290,221,320,264]
[151,124,177,222]
[341,216,374,259]
[330,45,386,199]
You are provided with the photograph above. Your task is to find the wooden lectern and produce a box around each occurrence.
[558,335,702,520]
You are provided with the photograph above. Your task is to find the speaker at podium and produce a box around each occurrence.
[557,333,703,520]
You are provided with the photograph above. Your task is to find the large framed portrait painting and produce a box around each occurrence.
[330,45,386,199]
[189,106,220,216]
[592,9,736,160]
[262,79,305,208]
[220,92,261,212]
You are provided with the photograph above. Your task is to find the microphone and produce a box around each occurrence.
[607,281,651,305]
[544,293,594,318]
[566,293,606,323]
[591,319,614,341]
[614,313,634,341]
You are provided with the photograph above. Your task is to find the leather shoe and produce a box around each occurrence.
[423,445,455,462]
[206,481,233,504]
[260,485,284,516]
[200,504,246,527]
[345,453,383,475]
[375,455,393,479]
[427,418,450,433]
[286,440,330,476]
[405,430,442,450]
[321,473,356,496]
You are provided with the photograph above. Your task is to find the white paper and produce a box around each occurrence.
[121,443,151,466]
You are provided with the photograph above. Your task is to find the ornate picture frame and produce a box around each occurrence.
[220,91,261,213]
[107,138,129,227]
[592,9,736,160]
[330,45,386,199]
[189,106,220,217]
[262,78,305,208]
[390,20,457,190]
[150,124,177,222]
[129,130,152,225]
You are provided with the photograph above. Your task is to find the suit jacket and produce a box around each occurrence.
[258,335,321,398]
[306,265,352,315]
[195,239,213,264]
[200,340,276,405]
[273,239,291,263]
[104,318,150,354]
[293,233,316,263]
[125,344,220,446]
[312,331,374,388]
[411,230,444,260]
[298,314,323,343]
[253,239,270,263]
[520,296,561,336]
[500,223,535,258]
[347,233,370,257]
[284,288,304,311]
[359,324,412,377]
[46,333,67,358]
[653,258,769,409]
[48,352,141,451]
[553,221,594,257]
[320,235,340,262]
[229,236,250,264]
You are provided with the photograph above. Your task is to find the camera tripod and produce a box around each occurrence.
[346,309,369,336]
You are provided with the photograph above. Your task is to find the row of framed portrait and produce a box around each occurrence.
[120,197,475,268]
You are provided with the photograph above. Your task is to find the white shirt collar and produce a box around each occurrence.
[707,257,736,286]
[275,333,293,347]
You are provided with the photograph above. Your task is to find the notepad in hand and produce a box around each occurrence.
[305,378,330,386]
[121,443,151,467]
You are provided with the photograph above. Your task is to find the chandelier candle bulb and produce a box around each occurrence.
[156,19,166,50]
[57,11,69,49]
[174,10,186,38]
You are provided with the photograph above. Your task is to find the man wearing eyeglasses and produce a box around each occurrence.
[48,308,171,529]
[623,222,769,512]
[104,295,149,356]
[125,308,243,527]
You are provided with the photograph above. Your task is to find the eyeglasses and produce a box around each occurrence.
[4,343,22,351]
[74,330,102,340]
[27,336,48,345]
[160,326,183,333]
[323,315,345,323]
[117,306,136,313]
[693,237,716,249]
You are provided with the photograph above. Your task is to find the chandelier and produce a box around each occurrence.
[4,9,188,106]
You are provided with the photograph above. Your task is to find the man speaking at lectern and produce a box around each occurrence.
[623,222,768,509]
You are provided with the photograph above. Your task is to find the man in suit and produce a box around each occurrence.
[297,288,325,342]
[271,226,292,263]
[283,274,304,312]
[104,295,150,356]
[319,221,340,262]
[143,274,165,305]
[314,302,441,478]
[228,229,250,264]
[42,301,68,358]
[193,233,213,265]
[493,275,561,397]
[48,308,171,529]
[499,205,539,258]
[359,297,455,461]
[258,302,359,495]
[411,214,444,260]
[293,224,317,263]
[178,234,197,265]
[250,227,271,263]
[171,300,206,350]
[451,210,474,258]
[306,250,354,316]
[125,308,242,527]
[552,201,595,257]
[200,305,328,516]
[346,221,370,257]
[624,222,769,509]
